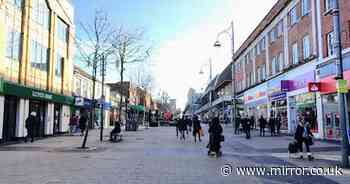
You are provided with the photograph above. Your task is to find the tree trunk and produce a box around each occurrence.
[118,60,124,126]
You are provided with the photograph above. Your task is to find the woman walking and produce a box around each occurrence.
[192,115,202,143]
[294,116,314,161]
[208,117,223,157]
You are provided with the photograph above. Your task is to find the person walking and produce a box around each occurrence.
[276,114,282,136]
[269,116,276,136]
[250,115,256,130]
[208,117,223,157]
[69,114,79,136]
[25,112,37,143]
[294,116,314,161]
[258,115,267,137]
[186,117,192,133]
[245,115,251,139]
[192,115,202,143]
[79,113,88,136]
[179,117,187,140]
[235,115,241,134]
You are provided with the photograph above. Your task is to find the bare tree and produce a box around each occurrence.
[111,27,151,126]
[76,11,114,148]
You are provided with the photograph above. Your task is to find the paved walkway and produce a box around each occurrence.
[0,125,349,184]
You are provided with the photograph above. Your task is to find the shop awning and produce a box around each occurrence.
[130,105,145,112]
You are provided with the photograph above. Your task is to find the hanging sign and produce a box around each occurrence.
[308,82,321,92]
[336,80,348,93]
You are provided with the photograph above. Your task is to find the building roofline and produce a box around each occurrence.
[234,0,290,60]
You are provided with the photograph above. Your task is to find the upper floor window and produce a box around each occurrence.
[290,6,299,25]
[271,57,277,75]
[325,0,335,12]
[302,0,310,16]
[55,52,63,77]
[270,28,276,43]
[303,35,311,59]
[32,0,50,29]
[292,42,299,65]
[262,64,266,80]
[260,37,266,51]
[75,78,82,96]
[279,52,285,70]
[57,18,68,42]
[255,44,260,55]
[30,40,48,71]
[6,30,21,61]
[327,31,335,57]
[11,0,23,9]
[277,20,283,37]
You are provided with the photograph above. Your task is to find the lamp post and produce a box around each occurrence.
[199,59,214,119]
[327,0,350,168]
[214,21,236,131]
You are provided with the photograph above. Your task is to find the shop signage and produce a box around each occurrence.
[281,80,292,92]
[337,80,348,93]
[308,82,321,92]
[2,81,74,105]
[75,97,84,106]
[0,79,3,93]
[32,91,53,100]
[271,92,287,101]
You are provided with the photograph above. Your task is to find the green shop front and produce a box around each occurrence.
[0,80,74,143]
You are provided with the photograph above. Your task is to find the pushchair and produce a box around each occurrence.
[207,134,223,157]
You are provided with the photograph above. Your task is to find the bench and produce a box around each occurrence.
[110,133,123,142]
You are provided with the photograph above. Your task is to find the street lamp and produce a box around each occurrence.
[199,58,213,81]
[326,0,350,168]
[214,21,236,131]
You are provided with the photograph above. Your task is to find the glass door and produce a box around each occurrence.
[2,96,18,143]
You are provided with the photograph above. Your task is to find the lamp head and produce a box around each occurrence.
[214,40,222,47]
[199,69,204,75]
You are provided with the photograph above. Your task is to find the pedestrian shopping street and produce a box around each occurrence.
[0,126,349,184]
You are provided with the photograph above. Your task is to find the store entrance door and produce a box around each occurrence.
[2,96,18,143]
[53,104,62,135]
[29,101,46,138]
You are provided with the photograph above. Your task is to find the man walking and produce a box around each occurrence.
[258,115,266,136]
[25,112,37,143]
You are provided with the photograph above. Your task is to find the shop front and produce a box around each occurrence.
[267,74,288,130]
[243,83,268,123]
[282,66,317,134]
[317,56,350,140]
[270,92,288,130]
[0,80,73,142]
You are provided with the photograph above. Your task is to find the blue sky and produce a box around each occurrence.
[73,0,278,109]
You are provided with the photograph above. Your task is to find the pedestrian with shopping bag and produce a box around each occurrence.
[294,116,314,161]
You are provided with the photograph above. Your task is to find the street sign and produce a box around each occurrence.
[308,82,321,92]
[336,79,348,93]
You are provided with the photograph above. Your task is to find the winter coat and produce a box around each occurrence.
[294,124,313,142]
[258,117,267,128]
[25,115,36,131]
[79,116,87,130]
[193,119,201,132]
[208,122,223,142]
